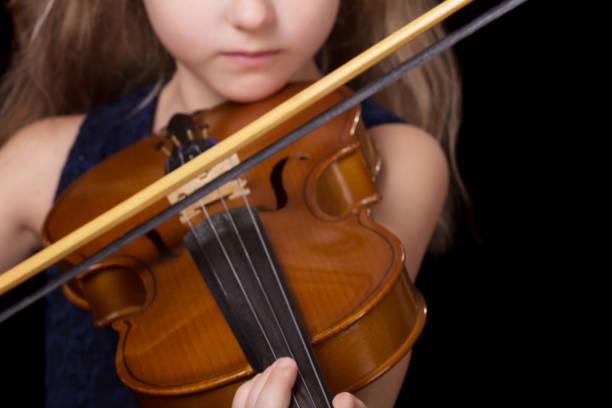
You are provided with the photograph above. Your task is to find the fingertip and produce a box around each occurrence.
[251,358,298,407]
[272,357,298,386]
[333,392,366,408]
[273,357,297,370]
[333,392,351,407]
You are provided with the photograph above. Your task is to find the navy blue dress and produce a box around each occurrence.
[45,87,403,408]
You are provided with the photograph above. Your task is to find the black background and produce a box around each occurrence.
[1,1,554,406]
[400,1,553,404]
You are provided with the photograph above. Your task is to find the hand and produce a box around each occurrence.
[232,357,367,408]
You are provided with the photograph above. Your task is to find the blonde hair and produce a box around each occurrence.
[0,0,467,254]
[0,0,173,143]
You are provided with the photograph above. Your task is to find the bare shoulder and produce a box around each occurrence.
[369,123,449,188]
[3,115,85,157]
[368,123,449,280]
[0,115,84,270]
[1,114,85,224]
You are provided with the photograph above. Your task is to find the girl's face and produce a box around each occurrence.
[143,0,340,106]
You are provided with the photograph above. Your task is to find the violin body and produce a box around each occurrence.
[42,83,426,407]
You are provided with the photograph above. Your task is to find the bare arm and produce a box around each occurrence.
[0,115,84,272]
[370,123,450,282]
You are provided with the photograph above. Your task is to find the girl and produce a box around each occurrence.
[0,0,462,407]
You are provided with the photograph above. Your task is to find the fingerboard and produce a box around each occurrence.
[185,206,333,408]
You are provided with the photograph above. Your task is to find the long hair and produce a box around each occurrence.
[0,0,466,254]
[0,0,173,144]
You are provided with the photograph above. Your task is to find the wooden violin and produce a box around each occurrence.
[42,83,426,407]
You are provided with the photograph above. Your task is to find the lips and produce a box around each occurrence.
[221,50,281,67]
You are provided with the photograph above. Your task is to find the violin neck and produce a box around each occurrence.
[185,206,333,408]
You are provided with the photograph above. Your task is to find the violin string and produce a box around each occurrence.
[187,190,303,408]
[216,187,319,408]
[172,144,275,390]
[236,182,332,408]
[181,147,305,407]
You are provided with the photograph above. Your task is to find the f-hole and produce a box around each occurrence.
[262,154,310,212]
[145,230,179,261]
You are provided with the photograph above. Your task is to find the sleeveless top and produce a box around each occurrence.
[45,87,404,408]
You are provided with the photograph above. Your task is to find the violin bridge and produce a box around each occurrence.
[166,153,250,224]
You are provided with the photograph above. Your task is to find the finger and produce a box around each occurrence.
[232,372,260,408]
[245,365,275,408]
[332,392,367,408]
[253,357,298,408]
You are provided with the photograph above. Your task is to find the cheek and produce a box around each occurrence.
[143,2,217,63]
[285,0,339,54]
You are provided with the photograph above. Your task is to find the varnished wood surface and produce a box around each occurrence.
[42,84,426,405]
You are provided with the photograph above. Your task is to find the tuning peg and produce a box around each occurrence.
[167,113,197,146]
[155,141,172,157]
[198,123,209,139]
[186,128,195,141]
[168,133,182,148]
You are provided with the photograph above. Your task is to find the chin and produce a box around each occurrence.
[218,76,292,104]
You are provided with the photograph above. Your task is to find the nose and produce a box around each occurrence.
[227,0,275,31]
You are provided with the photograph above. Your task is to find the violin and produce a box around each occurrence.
[42,83,426,407]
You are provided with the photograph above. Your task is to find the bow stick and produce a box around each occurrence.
[0,0,527,322]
